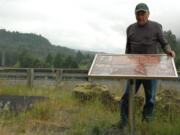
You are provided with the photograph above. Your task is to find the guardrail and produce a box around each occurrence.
[0,68,89,87]
[0,68,179,88]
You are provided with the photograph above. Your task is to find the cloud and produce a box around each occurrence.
[0,0,180,53]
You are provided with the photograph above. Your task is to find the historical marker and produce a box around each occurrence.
[88,54,178,79]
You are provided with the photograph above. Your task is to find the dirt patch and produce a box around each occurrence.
[0,95,46,112]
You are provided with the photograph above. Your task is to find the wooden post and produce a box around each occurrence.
[129,79,135,135]
[56,69,63,85]
[88,76,92,82]
[60,69,63,81]
[1,51,5,66]
[27,68,34,88]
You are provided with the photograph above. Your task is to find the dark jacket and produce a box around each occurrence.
[125,20,171,54]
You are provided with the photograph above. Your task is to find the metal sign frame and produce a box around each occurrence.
[88,53,178,80]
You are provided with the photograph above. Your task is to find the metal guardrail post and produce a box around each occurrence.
[56,69,63,85]
[60,69,63,81]
[27,68,34,88]
[88,76,92,82]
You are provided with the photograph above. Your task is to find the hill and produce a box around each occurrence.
[0,29,94,68]
[0,29,77,56]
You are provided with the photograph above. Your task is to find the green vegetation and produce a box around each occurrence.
[0,29,94,68]
[0,82,179,135]
[164,30,180,69]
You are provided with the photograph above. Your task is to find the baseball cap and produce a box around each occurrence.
[135,3,149,13]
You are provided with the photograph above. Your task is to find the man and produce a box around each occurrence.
[119,3,175,128]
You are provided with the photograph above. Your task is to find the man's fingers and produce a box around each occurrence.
[167,50,175,57]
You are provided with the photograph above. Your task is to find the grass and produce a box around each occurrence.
[0,82,179,135]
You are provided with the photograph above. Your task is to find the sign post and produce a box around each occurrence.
[88,53,178,135]
[129,79,135,135]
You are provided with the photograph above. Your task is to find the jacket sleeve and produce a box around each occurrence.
[157,24,171,53]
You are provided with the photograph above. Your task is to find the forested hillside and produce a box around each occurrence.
[0,29,94,68]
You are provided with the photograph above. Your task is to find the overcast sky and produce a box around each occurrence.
[0,0,180,53]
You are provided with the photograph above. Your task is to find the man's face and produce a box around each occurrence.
[136,11,149,26]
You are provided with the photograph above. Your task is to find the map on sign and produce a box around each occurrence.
[88,54,178,79]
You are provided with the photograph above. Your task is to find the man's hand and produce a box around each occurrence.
[166,50,176,57]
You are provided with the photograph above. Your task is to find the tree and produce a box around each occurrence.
[75,51,83,63]
[18,51,35,67]
[174,42,180,69]
[45,53,53,67]
[163,30,180,69]
[18,50,46,68]
[53,53,63,68]
[62,56,78,68]
[164,30,177,49]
